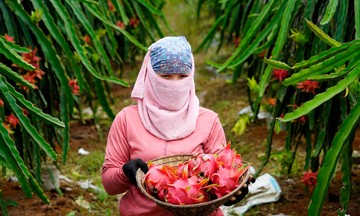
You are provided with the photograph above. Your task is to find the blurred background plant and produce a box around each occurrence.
[196,0,360,215]
[0,0,167,211]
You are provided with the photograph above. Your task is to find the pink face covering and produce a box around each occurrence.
[131,52,199,140]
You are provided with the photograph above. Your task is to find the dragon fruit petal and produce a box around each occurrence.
[216,143,237,168]
[144,164,178,197]
[233,154,242,167]
[176,162,189,177]
[166,186,194,205]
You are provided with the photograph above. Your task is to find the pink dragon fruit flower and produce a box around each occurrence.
[165,175,209,205]
[188,153,220,178]
[210,166,249,198]
[144,164,177,199]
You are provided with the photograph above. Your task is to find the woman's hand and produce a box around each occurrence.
[122,158,149,186]
[223,175,256,206]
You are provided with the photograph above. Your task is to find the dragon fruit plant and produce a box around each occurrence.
[143,144,249,205]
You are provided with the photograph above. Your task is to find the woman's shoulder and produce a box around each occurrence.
[122,105,138,112]
[115,105,138,118]
[199,106,219,118]
[196,107,221,130]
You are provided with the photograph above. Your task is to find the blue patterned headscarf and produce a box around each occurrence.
[149,36,193,74]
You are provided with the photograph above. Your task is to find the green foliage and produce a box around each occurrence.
[77,150,105,175]
[0,190,9,216]
[198,0,359,215]
[0,0,166,210]
[308,101,360,215]
[247,77,259,95]
[231,114,250,136]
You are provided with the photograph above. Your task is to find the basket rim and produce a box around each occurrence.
[136,154,251,208]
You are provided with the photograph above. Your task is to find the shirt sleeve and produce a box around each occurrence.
[101,109,132,195]
[203,115,227,154]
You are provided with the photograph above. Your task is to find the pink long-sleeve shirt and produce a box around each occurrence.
[102,105,227,216]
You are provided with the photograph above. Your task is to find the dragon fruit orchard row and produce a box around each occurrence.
[144,144,250,205]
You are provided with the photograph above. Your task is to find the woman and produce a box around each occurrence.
[102,36,250,216]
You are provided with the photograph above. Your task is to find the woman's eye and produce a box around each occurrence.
[161,75,171,79]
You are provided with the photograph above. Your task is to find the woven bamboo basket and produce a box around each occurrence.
[136,154,250,216]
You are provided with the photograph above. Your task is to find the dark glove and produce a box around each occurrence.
[223,175,256,206]
[122,158,149,186]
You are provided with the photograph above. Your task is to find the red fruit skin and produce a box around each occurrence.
[301,171,318,190]
[144,148,248,204]
[216,143,243,168]
[165,175,209,205]
[188,153,220,178]
[176,161,189,178]
[210,166,249,198]
[144,164,176,200]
